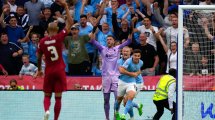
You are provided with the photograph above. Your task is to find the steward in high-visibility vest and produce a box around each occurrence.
[152,68,177,120]
[8,79,24,90]
[153,75,176,101]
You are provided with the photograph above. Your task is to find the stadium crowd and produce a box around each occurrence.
[0,0,214,77]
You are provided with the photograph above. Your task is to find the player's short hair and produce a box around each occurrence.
[10,79,17,84]
[143,16,152,21]
[22,54,29,59]
[42,7,51,14]
[171,41,177,44]
[132,49,141,54]
[47,22,59,32]
[169,68,177,78]
[80,14,87,19]
[17,6,24,9]
[122,46,131,50]
[0,32,7,37]
[107,35,116,40]
[9,16,17,21]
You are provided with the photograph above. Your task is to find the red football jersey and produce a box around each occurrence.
[38,29,68,72]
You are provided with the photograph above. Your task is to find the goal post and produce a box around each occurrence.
[178,5,215,120]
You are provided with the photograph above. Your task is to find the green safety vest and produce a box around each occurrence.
[17,86,24,90]
[9,86,24,90]
[153,75,176,101]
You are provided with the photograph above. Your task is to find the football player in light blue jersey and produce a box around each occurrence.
[115,47,143,120]
[115,49,143,120]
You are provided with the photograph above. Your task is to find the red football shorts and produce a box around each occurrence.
[43,70,67,93]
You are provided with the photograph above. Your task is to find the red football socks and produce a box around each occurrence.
[44,96,51,112]
[54,97,62,120]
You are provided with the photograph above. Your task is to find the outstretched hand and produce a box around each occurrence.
[170,108,174,114]
[59,0,67,7]
[2,69,8,76]
[37,70,43,77]
[128,33,132,40]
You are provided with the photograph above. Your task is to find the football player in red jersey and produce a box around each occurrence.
[37,0,73,120]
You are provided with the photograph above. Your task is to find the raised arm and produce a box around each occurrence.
[163,0,169,16]
[99,0,108,16]
[153,2,165,27]
[119,33,132,49]
[0,8,6,28]
[141,0,151,16]
[136,9,145,19]
[203,23,214,40]
[80,0,87,15]
[157,33,168,53]
[90,39,103,51]
[60,0,73,33]
[112,6,120,38]
[122,9,130,20]
[18,26,33,43]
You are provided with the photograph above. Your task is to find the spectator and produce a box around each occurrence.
[0,16,28,47]
[39,7,55,36]
[200,56,213,75]
[15,6,29,33]
[1,3,16,24]
[7,0,17,12]
[74,83,82,90]
[101,0,120,28]
[0,64,8,76]
[160,17,190,48]
[8,79,24,90]
[136,33,159,76]
[24,0,44,33]
[184,42,202,76]
[19,54,38,79]
[28,32,39,65]
[79,14,95,74]
[133,17,159,50]
[112,6,131,42]
[0,32,23,75]
[158,35,177,74]
[118,0,137,21]
[64,25,92,76]
[96,22,113,46]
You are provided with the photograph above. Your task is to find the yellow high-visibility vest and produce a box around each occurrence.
[153,75,176,101]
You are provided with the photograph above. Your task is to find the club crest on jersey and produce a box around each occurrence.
[44,40,56,45]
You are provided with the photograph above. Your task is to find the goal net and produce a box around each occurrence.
[178,5,215,120]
